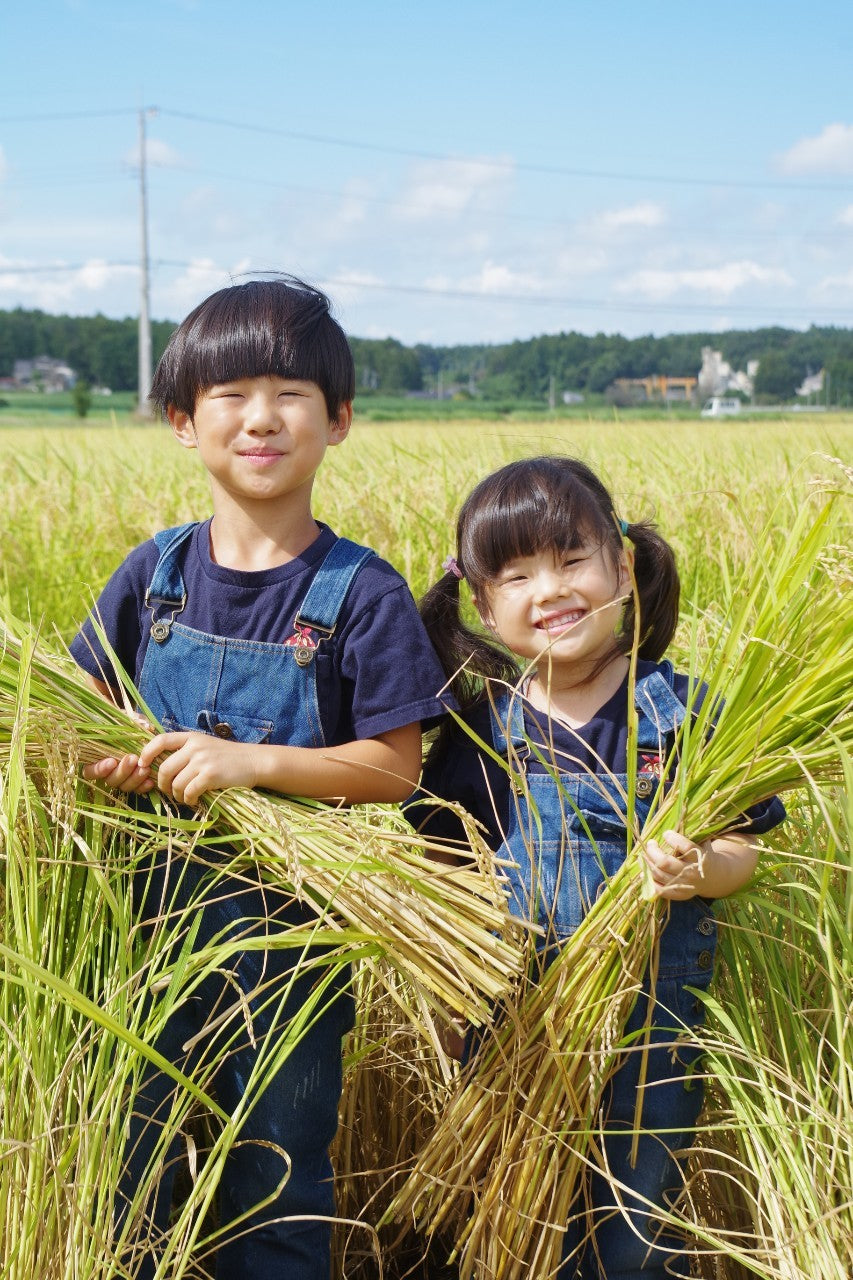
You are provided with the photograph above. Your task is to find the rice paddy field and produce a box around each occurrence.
[0,411,851,1280]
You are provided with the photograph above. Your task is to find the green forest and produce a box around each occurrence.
[2,306,853,403]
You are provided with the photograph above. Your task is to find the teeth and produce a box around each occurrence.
[541,611,583,630]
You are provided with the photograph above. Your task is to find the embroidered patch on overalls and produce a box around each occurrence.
[639,751,665,778]
[284,623,318,666]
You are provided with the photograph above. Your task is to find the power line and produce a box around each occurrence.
[160,107,853,194]
[0,108,138,123]
[2,258,850,320]
[3,103,853,198]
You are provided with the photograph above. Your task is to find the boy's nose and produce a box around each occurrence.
[245,396,281,432]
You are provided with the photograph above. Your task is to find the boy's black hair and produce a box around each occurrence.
[420,455,680,709]
[150,276,355,420]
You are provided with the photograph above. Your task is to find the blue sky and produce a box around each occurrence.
[2,0,853,345]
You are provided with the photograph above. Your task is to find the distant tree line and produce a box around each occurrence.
[2,307,852,403]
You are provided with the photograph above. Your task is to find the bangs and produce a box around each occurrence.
[177,285,333,408]
[458,457,618,588]
[151,278,354,418]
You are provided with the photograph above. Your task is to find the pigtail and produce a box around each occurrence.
[619,519,680,661]
[420,571,519,711]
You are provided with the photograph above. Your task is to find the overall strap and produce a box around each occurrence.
[146,522,198,607]
[144,523,197,641]
[295,537,376,637]
[488,687,529,760]
[633,659,689,748]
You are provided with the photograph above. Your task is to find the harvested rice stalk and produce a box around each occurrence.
[0,615,523,1024]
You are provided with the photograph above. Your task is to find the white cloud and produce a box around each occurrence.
[776,123,853,175]
[616,260,793,299]
[156,257,252,316]
[124,137,186,169]
[396,156,514,221]
[425,260,543,297]
[597,201,667,231]
[816,269,853,292]
[0,257,137,310]
[835,204,853,226]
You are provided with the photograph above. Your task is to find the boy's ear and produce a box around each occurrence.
[167,405,198,450]
[328,401,353,446]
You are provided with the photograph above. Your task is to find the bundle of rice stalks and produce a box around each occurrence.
[333,966,461,1277]
[389,482,852,1278]
[0,615,522,1024]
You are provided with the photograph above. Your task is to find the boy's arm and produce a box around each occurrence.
[643,829,760,900]
[85,720,423,806]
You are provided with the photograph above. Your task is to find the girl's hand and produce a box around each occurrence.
[83,753,156,794]
[81,711,157,794]
[643,828,760,900]
[138,731,260,807]
[643,830,709,900]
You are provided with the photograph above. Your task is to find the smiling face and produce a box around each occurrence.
[476,542,630,676]
[168,375,351,511]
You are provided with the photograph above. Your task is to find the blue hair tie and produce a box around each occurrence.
[618,518,630,536]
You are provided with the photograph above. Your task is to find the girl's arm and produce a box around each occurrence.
[642,829,760,901]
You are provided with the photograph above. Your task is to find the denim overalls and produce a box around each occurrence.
[489,665,717,1280]
[124,522,373,1280]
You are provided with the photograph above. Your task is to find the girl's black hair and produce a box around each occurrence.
[150,276,355,420]
[421,455,680,709]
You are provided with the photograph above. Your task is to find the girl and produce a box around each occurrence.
[409,456,785,1279]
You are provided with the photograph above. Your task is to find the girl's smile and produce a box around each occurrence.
[534,606,587,634]
[478,543,630,676]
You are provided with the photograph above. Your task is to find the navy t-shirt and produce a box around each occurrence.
[408,660,785,850]
[70,520,452,746]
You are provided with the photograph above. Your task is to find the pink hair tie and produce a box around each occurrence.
[442,555,463,580]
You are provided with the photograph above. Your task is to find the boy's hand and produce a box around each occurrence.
[138,731,259,807]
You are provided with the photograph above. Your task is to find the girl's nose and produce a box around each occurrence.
[532,568,566,601]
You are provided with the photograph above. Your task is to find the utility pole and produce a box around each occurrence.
[137,106,155,418]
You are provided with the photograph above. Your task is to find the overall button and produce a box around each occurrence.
[698,916,715,935]
[213,721,234,739]
[697,949,713,970]
[635,775,654,798]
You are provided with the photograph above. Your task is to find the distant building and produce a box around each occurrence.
[612,374,697,403]
[698,347,753,400]
[12,356,77,392]
[797,370,824,397]
[562,391,585,405]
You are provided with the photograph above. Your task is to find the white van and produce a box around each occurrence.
[700,397,742,418]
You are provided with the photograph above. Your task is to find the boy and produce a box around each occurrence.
[71,277,451,1279]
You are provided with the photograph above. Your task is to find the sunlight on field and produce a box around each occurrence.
[1,413,850,640]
